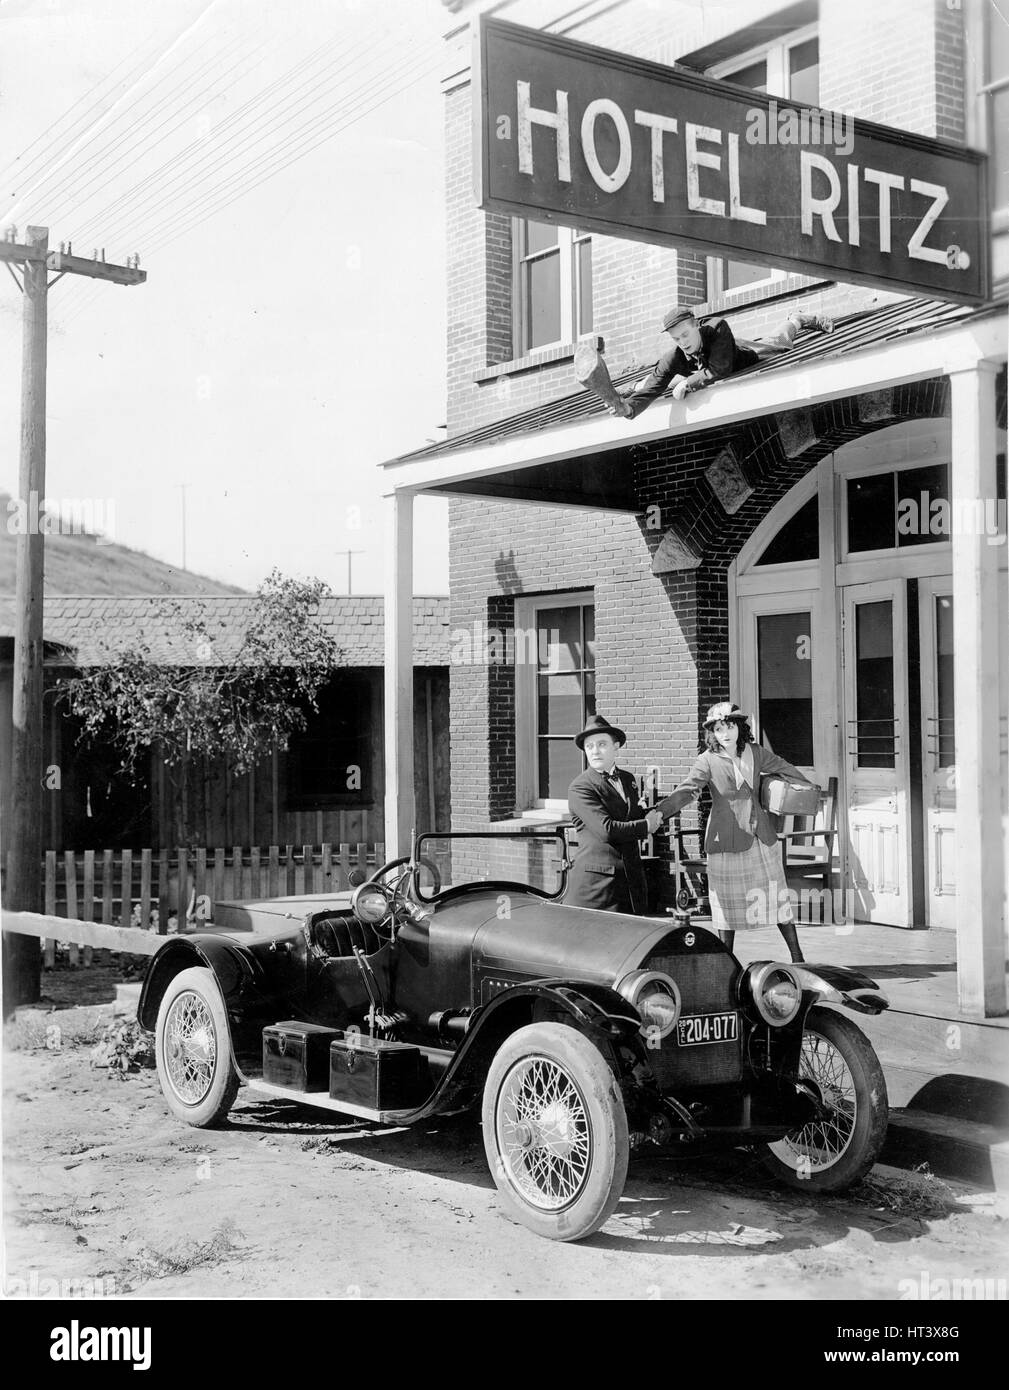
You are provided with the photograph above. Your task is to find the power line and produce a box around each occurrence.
[70,28,378,246]
[13,27,258,226]
[0,31,164,189]
[111,41,444,254]
[69,27,359,244]
[58,36,444,325]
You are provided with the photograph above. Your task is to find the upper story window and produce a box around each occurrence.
[845,463,952,556]
[708,26,819,296]
[514,219,593,354]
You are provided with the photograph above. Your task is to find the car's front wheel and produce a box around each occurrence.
[481,1022,628,1242]
[155,967,239,1127]
[762,1006,888,1192]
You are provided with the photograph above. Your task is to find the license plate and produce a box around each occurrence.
[676,1011,739,1046]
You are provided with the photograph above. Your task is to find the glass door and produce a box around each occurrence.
[918,580,956,930]
[738,592,825,774]
[841,581,912,925]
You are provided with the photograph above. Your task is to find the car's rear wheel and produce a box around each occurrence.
[155,967,239,1127]
[481,1022,628,1242]
[762,1006,888,1192]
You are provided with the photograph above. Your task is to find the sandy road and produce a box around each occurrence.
[3,1044,1006,1301]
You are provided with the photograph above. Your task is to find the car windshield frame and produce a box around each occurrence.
[412,830,570,905]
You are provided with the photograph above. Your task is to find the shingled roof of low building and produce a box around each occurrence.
[0,595,452,667]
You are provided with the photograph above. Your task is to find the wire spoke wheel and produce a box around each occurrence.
[155,967,239,1128]
[164,991,218,1105]
[763,1006,888,1193]
[482,1022,628,1241]
[497,1055,592,1210]
[769,1031,856,1169]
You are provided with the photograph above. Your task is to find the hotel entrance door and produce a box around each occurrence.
[841,581,912,926]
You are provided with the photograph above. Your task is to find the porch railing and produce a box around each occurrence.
[35,843,385,966]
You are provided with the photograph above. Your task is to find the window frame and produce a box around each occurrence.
[514,590,595,812]
[512,219,592,356]
[705,22,819,302]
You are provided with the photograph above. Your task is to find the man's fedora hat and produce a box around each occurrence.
[661,305,696,333]
[703,701,747,728]
[574,714,627,750]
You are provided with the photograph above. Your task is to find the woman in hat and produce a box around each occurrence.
[565,714,663,916]
[661,702,814,961]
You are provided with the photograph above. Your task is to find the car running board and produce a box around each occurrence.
[246,1077,409,1125]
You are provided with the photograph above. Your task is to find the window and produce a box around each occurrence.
[707,27,818,296]
[755,494,819,565]
[286,676,372,808]
[514,219,592,354]
[515,592,595,806]
[846,464,951,554]
[756,611,814,766]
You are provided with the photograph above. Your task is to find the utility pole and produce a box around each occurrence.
[334,549,365,595]
[1,225,145,1017]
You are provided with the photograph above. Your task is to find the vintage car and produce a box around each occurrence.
[138,831,890,1242]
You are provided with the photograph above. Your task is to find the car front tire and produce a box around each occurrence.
[155,966,239,1128]
[762,1005,888,1192]
[481,1022,629,1242]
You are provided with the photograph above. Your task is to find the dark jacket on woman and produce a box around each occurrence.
[662,744,812,854]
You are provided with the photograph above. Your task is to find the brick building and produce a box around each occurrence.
[381,0,1009,1016]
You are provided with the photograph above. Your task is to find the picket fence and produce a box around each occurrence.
[39,842,384,967]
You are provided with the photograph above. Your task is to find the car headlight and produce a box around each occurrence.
[745,962,802,1027]
[351,882,393,926]
[616,970,681,1041]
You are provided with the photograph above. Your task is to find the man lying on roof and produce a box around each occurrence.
[611,305,833,419]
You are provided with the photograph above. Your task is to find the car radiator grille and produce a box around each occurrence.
[646,952,743,1088]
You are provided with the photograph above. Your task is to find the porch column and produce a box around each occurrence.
[383,489,415,858]
[949,361,1006,1017]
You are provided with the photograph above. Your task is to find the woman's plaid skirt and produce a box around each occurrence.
[707,838,793,931]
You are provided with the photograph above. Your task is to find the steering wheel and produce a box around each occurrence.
[367,855,442,896]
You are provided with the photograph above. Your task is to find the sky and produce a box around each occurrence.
[0,0,450,595]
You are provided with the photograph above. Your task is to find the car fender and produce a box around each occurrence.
[137,936,260,1031]
[425,980,644,1114]
[789,962,889,1016]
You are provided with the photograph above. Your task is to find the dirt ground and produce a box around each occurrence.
[4,996,1008,1301]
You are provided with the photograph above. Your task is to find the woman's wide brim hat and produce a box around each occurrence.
[703,701,747,728]
[574,714,627,750]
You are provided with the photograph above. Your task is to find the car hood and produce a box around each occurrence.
[472,897,696,986]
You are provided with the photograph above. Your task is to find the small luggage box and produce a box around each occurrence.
[263,1021,341,1092]
[760,778,821,816]
[329,1034,423,1111]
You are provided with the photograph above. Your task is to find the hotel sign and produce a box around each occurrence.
[474,19,989,305]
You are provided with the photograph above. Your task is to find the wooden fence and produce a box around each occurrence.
[35,842,384,967]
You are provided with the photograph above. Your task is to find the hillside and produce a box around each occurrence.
[0,494,246,595]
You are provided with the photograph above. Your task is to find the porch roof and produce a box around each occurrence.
[382,297,1007,507]
[0,594,452,667]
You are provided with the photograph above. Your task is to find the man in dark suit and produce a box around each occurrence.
[611,305,832,418]
[564,715,662,915]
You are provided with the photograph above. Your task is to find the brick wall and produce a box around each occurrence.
[819,0,963,138]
